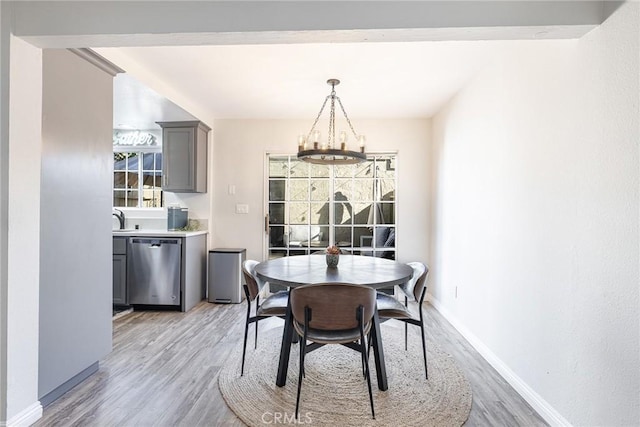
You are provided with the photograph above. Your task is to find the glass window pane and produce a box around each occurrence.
[379,202,395,224]
[114,152,133,171]
[141,152,152,171]
[352,180,374,201]
[352,203,371,225]
[113,190,126,207]
[334,164,353,178]
[290,159,309,178]
[269,203,285,224]
[289,179,309,201]
[367,202,386,225]
[269,157,288,178]
[373,226,393,248]
[334,226,352,247]
[310,163,330,178]
[354,227,372,248]
[379,179,395,200]
[354,160,374,178]
[114,173,126,189]
[380,227,395,248]
[269,180,286,201]
[125,190,139,207]
[289,203,308,224]
[310,202,329,225]
[334,197,353,225]
[288,225,309,247]
[311,226,329,247]
[333,179,352,199]
[378,158,396,179]
[310,179,330,201]
[146,189,162,208]
[269,226,286,247]
[141,174,158,190]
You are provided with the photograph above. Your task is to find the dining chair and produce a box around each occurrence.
[375,262,430,379]
[291,283,376,420]
[240,260,289,376]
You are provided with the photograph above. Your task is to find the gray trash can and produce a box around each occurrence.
[208,248,246,303]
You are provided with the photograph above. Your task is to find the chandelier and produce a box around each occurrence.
[297,79,366,165]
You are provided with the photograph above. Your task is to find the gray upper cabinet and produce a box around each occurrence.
[113,237,127,305]
[158,121,210,193]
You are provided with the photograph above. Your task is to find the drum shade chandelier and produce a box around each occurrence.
[297,79,367,165]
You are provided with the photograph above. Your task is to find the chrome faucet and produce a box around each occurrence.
[113,209,125,230]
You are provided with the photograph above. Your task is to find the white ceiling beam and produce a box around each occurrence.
[12,1,611,48]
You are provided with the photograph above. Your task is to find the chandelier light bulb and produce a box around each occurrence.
[357,135,366,152]
[298,135,307,152]
[340,131,348,150]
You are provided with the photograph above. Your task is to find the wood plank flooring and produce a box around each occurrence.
[34,301,547,426]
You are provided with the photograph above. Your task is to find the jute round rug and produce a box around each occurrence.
[218,324,472,426]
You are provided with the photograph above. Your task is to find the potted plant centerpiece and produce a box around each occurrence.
[326,245,340,268]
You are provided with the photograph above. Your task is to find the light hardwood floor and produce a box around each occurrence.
[35,301,547,426]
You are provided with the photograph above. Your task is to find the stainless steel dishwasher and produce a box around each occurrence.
[128,238,182,305]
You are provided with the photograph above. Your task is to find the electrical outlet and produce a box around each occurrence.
[235,204,249,214]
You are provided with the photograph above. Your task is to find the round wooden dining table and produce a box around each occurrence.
[255,254,413,391]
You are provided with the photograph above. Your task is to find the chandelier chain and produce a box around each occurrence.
[337,97,359,139]
[306,95,330,142]
[328,93,336,148]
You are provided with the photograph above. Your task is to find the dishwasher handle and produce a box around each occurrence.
[130,238,182,246]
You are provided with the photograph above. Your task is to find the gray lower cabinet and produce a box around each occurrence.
[157,121,210,193]
[182,233,207,312]
[113,237,127,305]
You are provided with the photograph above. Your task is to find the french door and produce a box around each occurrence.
[265,154,397,260]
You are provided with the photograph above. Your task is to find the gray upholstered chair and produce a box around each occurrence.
[240,260,289,376]
[375,262,430,378]
[291,283,376,420]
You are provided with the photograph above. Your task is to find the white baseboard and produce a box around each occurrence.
[3,402,43,427]
[428,295,572,427]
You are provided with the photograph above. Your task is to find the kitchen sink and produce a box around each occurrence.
[113,229,137,233]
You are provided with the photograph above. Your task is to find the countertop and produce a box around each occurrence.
[112,229,208,238]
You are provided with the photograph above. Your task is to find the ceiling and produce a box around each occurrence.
[101,40,531,129]
[17,0,606,129]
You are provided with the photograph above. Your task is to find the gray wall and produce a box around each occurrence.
[39,49,112,399]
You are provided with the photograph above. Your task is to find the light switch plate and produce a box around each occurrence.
[235,204,249,214]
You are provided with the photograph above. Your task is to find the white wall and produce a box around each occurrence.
[431,3,639,426]
[212,119,431,263]
[39,49,113,400]
[6,36,42,424]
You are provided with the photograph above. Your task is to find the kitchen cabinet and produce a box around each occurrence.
[157,121,210,193]
[113,237,128,305]
[182,233,207,311]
